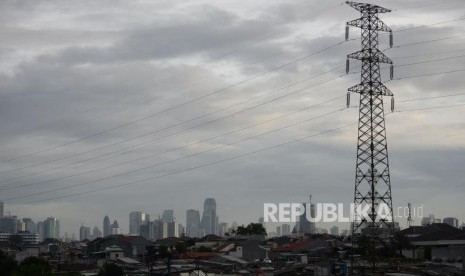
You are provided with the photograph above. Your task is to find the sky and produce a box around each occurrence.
[0,0,464,237]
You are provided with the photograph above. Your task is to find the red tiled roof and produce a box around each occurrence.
[272,239,313,252]
[181,252,216,260]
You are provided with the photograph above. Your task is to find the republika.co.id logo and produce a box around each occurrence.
[263,203,423,223]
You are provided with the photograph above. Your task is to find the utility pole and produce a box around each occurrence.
[345,1,395,273]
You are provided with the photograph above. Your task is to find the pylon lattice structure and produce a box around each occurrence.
[345,0,395,267]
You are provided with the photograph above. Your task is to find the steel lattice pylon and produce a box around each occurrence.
[345,1,395,271]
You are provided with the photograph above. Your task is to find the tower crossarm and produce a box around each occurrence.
[346,1,391,14]
[348,49,392,64]
[347,17,391,33]
[348,82,393,96]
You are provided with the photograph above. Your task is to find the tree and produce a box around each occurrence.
[175,241,187,254]
[9,235,24,250]
[235,223,267,236]
[393,232,411,259]
[98,262,124,276]
[15,257,52,276]
[0,250,18,276]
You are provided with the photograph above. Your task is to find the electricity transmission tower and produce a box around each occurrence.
[345,1,395,272]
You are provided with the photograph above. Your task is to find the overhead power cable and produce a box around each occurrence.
[0,71,346,179]
[0,40,352,166]
[3,36,461,178]
[2,108,345,201]
[14,100,465,204]
[2,14,463,165]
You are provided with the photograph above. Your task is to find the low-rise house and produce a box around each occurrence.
[401,223,465,267]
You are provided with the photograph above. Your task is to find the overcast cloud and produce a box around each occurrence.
[0,0,464,236]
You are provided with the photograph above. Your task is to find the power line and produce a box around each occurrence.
[2,51,463,186]
[5,15,464,166]
[393,68,465,80]
[395,103,465,113]
[395,17,465,33]
[3,13,463,166]
[14,100,465,204]
[0,79,345,189]
[0,40,351,165]
[18,122,355,205]
[2,15,462,167]
[0,71,347,179]
[395,54,465,68]
[0,95,343,191]
[4,95,464,201]
[1,2,345,139]
[397,93,465,103]
[392,34,465,49]
[3,40,460,178]
[3,108,345,201]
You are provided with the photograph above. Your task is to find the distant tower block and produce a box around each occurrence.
[345,1,395,271]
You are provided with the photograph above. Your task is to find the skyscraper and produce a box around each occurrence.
[44,217,60,239]
[186,209,200,238]
[443,217,459,228]
[0,201,3,219]
[79,225,91,241]
[37,221,44,242]
[282,224,291,236]
[167,221,179,237]
[0,216,18,234]
[111,220,120,234]
[162,210,174,223]
[129,211,149,235]
[92,226,102,239]
[103,215,111,237]
[23,218,36,233]
[201,198,217,235]
[276,226,282,237]
[330,226,340,236]
[298,202,315,235]
[154,219,167,240]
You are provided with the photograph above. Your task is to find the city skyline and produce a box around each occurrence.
[2,198,463,241]
[0,0,464,237]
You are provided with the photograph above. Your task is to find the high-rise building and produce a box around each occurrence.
[79,225,91,241]
[330,226,340,236]
[218,222,228,237]
[0,216,18,234]
[111,220,120,234]
[298,202,315,235]
[421,214,435,226]
[282,224,291,236]
[167,221,179,237]
[0,201,3,219]
[178,223,185,237]
[276,226,281,237]
[141,221,157,240]
[37,221,44,242]
[443,217,459,228]
[129,211,149,235]
[92,226,102,240]
[186,209,200,238]
[103,215,111,237]
[162,210,174,223]
[23,218,36,233]
[201,198,217,235]
[43,217,60,239]
[154,219,167,240]
[17,220,26,232]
